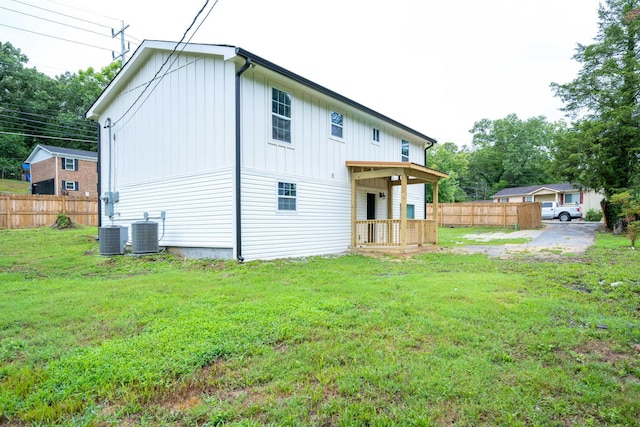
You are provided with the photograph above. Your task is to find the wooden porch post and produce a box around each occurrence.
[433,180,439,244]
[400,174,407,253]
[351,173,357,250]
[386,178,392,220]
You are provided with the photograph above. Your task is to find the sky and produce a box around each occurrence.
[1,0,603,147]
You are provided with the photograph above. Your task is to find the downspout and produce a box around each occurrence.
[96,121,102,227]
[424,141,436,219]
[235,57,252,262]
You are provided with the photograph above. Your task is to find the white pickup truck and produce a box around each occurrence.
[541,202,583,221]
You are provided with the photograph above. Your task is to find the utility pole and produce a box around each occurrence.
[112,21,130,66]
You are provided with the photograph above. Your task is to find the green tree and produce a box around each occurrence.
[426,142,469,202]
[551,0,640,198]
[54,62,121,150]
[467,114,560,196]
[0,42,120,175]
[0,42,58,176]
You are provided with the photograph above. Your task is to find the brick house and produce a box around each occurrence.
[25,144,98,197]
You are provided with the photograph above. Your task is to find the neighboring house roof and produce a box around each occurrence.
[25,144,97,164]
[491,183,579,199]
[86,40,437,145]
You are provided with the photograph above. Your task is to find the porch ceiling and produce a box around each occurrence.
[346,161,449,183]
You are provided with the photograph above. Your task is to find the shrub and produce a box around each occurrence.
[585,208,603,222]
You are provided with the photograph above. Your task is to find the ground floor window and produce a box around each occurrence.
[564,193,579,204]
[62,180,78,191]
[278,182,296,211]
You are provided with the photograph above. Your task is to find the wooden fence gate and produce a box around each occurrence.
[0,194,98,229]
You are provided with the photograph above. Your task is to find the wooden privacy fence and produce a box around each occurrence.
[426,202,542,229]
[0,194,98,229]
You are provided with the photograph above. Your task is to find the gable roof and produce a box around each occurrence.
[491,183,578,198]
[86,40,437,145]
[25,144,97,164]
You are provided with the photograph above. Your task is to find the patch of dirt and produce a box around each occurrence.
[461,229,544,242]
[573,341,633,364]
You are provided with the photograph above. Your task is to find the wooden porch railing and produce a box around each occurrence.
[354,219,437,247]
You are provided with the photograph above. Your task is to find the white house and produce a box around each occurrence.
[86,41,447,261]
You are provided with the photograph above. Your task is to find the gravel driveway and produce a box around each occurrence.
[453,221,603,258]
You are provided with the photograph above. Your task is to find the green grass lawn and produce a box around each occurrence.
[0,178,30,194]
[0,227,639,426]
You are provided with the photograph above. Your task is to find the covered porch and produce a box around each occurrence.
[347,161,449,255]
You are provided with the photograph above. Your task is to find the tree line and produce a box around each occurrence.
[0,41,120,179]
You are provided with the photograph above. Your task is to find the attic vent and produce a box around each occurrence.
[99,226,128,255]
[131,221,158,254]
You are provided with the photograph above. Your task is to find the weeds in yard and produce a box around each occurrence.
[0,227,638,426]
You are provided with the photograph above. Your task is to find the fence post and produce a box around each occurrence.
[5,194,10,229]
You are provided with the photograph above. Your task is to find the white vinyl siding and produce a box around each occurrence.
[104,169,234,249]
[242,170,351,261]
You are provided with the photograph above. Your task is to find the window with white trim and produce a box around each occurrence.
[372,128,380,143]
[330,111,344,139]
[525,196,533,202]
[407,204,415,219]
[401,140,409,162]
[62,180,78,191]
[278,182,297,211]
[62,157,77,171]
[272,88,292,143]
[564,193,579,204]
[399,203,416,218]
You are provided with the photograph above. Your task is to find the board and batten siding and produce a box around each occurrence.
[106,169,234,249]
[239,69,428,181]
[240,169,351,261]
[100,52,236,189]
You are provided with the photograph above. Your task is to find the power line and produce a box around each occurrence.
[114,0,218,126]
[0,115,97,138]
[0,23,113,52]
[0,130,96,144]
[43,0,122,25]
[9,0,113,30]
[1,5,116,39]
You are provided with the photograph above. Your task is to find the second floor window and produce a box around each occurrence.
[62,157,77,171]
[401,140,409,162]
[272,88,291,143]
[331,111,344,139]
[372,128,380,143]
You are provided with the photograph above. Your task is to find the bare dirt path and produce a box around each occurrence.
[452,222,603,259]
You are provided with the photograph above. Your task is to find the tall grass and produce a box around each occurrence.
[0,227,638,426]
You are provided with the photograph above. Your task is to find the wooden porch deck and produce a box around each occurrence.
[353,219,438,254]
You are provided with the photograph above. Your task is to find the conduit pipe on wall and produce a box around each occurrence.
[96,121,102,227]
[235,57,252,263]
